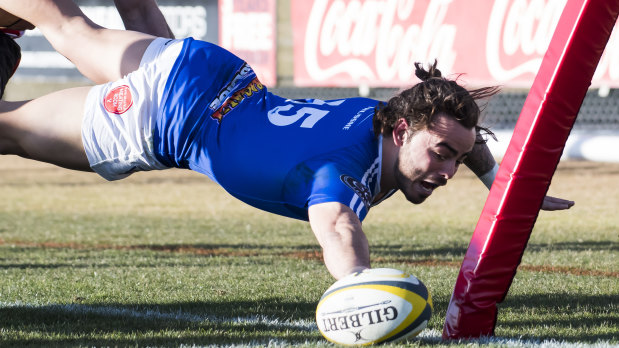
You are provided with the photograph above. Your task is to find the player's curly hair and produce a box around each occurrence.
[373,60,500,143]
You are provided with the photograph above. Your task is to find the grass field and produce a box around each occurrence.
[0,156,617,347]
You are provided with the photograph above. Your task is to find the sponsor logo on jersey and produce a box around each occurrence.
[209,63,253,111]
[103,85,133,114]
[341,174,372,208]
[209,63,264,122]
[211,77,264,121]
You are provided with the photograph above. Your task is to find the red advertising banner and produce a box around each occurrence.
[291,0,619,88]
[219,0,277,86]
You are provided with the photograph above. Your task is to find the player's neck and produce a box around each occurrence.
[379,135,398,194]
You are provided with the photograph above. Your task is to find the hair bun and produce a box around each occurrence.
[414,60,442,81]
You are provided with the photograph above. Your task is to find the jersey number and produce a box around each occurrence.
[267,99,345,128]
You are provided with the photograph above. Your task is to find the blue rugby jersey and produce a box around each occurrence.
[154,38,390,221]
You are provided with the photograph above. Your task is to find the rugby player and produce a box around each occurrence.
[0,0,573,279]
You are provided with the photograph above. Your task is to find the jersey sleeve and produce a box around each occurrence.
[307,163,373,221]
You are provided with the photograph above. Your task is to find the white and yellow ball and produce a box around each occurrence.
[316,268,432,345]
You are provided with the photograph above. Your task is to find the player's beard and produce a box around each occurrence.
[393,157,428,205]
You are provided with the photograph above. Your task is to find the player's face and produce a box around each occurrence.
[394,113,476,204]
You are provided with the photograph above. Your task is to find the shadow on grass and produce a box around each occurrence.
[525,240,619,252]
[2,241,616,346]
[0,299,321,347]
[3,239,616,273]
[0,243,324,270]
[0,242,322,254]
[364,240,618,259]
[497,293,618,342]
[1,293,615,346]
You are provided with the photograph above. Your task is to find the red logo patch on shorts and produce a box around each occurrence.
[104,85,133,114]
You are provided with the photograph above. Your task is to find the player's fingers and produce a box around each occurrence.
[541,196,575,211]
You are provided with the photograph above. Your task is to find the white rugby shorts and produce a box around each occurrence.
[81,38,183,181]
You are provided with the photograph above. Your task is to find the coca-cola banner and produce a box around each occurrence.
[291,0,619,88]
[219,0,277,86]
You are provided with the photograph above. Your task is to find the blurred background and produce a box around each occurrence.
[5,0,619,161]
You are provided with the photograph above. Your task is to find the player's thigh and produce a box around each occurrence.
[1,87,92,171]
[49,20,156,83]
[0,0,155,83]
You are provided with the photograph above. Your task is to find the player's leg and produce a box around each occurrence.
[0,30,21,100]
[0,8,34,30]
[0,87,92,171]
[114,0,174,39]
[0,0,155,83]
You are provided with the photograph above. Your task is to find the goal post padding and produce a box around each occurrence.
[442,0,619,339]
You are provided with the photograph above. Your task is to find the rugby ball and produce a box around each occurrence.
[316,268,432,345]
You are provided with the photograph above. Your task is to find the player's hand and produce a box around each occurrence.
[541,195,574,211]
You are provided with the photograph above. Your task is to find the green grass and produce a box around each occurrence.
[0,157,617,347]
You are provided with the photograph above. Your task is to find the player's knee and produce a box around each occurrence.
[0,138,25,156]
[0,116,25,156]
[0,139,8,154]
[44,15,102,54]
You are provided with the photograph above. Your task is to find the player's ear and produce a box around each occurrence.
[392,118,409,147]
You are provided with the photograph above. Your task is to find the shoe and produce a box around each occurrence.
[0,29,21,99]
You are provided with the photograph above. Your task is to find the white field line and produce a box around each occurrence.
[1,302,615,348]
[179,330,619,348]
[0,301,316,332]
[416,329,618,348]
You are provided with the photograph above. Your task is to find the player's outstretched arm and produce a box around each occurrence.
[464,137,497,178]
[308,202,370,280]
[465,141,575,211]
